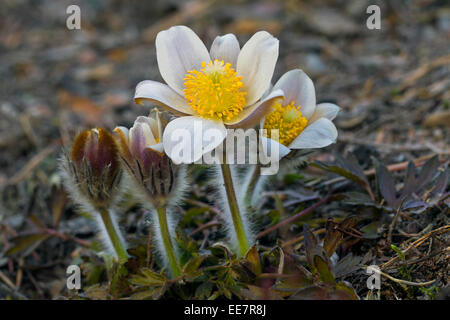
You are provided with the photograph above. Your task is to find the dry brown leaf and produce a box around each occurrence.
[423,110,450,128]
[58,90,103,124]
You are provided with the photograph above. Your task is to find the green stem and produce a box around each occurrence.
[99,209,128,264]
[156,206,181,277]
[244,165,261,205]
[220,162,250,257]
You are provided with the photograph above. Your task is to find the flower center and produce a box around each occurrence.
[183,60,247,121]
[263,101,308,146]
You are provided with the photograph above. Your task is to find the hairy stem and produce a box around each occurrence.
[220,162,249,257]
[244,164,261,205]
[156,206,181,277]
[99,209,128,264]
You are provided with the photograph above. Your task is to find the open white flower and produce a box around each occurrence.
[260,69,339,160]
[134,25,283,163]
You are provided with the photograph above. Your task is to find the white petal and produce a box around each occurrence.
[131,122,157,147]
[288,118,338,149]
[308,103,340,123]
[156,26,210,95]
[210,34,240,69]
[259,135,291,161]
[149,142,164,153]
[224,89,284,128]
[273,69,316,119]
[236,31,279,106]
[154,111,163,140]
[134,80,193,116]
[135,116,154,128]
[162,116,227,164]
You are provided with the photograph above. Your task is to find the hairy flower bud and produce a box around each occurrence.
[114,109,185,208]
[62,128,122,210]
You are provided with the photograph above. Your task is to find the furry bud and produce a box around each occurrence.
[63,128,122,210]
[114,109,184,208]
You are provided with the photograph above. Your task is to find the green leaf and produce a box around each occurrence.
[182,207,209,224]
[284,173,304,184]
[314,255,335,284]
[5,233,49,256]
[128,290,157,300]
[84,284,110,300]
[195,281,213,299]
[361,220,381,239]
[130,268,166,287]
[334,282,359,300]
[391,244,405,260]
[183,256,205,280]
[209,242,233,259]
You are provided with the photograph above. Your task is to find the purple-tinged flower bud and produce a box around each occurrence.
[62,128,122,210]
[114,109,185,208]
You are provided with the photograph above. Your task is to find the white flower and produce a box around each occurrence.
[260,69,339,160]
[134,25,283,163]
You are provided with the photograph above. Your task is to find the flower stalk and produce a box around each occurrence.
[156,206,181,277]
[220,161,250,257]
[243,164,261,206]
[99,208,129,264]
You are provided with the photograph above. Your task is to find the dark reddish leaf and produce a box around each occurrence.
[416,155,439,193]
[303,225,318,267]
[313,161,367,187]
[323,219,342,258]
[374,158,397,208]
[6,233,49,256]
[401,161,417,199]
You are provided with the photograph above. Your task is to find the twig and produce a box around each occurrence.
[0,270,16,290]
[381,225,450,270]
[281,228,326,248]
[398,54,450,90]
[42,228,91,247]
[189,220,221,237]
[362,265,435,287]
[1,143,57,187]
[184,199,222,216]
[0,282,27,300]
[387,198,407,247]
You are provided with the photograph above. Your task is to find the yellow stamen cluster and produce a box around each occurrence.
[184,60,247,121]
[263,101,308,146]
